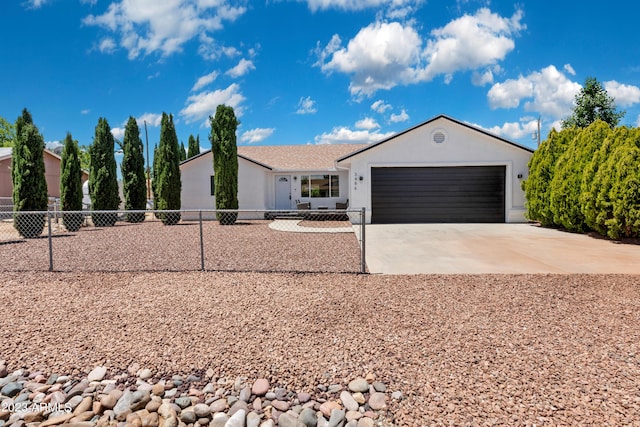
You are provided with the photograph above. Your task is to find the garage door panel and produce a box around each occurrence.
[371,166,505,223]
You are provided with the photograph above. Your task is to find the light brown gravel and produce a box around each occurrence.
[2,272,640,425]
[0,219,362,273]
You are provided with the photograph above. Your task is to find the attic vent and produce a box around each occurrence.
[433,132,446,144]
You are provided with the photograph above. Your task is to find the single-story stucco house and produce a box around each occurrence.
[180,115,534,223]
[0,147,89,203]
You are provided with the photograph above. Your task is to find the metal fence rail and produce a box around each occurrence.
[0,209,366,273]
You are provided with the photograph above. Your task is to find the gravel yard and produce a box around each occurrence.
[2,272,640,425]
[0,219,362,273]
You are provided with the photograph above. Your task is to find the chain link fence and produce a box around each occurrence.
[0,209,366,273]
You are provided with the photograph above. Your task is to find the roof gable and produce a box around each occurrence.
[336,114,534,163]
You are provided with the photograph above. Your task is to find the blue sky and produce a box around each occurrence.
[2,0,640,158]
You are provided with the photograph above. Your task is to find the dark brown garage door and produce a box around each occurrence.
[371,166,505,223]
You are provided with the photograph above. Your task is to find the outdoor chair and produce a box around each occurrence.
[295,200,311,210]
[335,199,349,210]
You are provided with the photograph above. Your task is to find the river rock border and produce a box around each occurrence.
[0,363,403,427]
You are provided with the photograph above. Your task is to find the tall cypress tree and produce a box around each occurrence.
[89,117,120,226]
[179,141,187,162]
[121,116,146,222]
[12,108,48,238]
[209,104,239,225]
[60,132,84,231]
[155,113,181,225]
[187,134,200,158]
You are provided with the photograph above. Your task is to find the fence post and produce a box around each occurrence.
[199,210,205,271]
[47,212,53,271]
[360,207,366,274]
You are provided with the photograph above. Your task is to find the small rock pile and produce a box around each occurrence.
[0,362,403,427]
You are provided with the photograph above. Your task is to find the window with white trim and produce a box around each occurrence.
[300,175,339,198]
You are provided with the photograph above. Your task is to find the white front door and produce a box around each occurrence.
[275,175,291,210]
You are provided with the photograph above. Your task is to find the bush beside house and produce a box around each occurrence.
[89,118,120,226]
[154,113,181,225]
[60,133,84,231]
[121,116,147,223]
[11,108,48,238]
[524,120,640,239]
[209,105,239,225]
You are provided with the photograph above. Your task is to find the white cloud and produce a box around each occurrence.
[240,128,275,144]
[563,64,576,76]
[98,37,117,54]
[371,100,392,113]
[355,117,380,130]
[316,8,524,96]
[300,0,423,17]
[81,0,98,5]
[111,127,125,141]
[389,109,409,123]
[480,117,539,141]
[192,71,219,92]
[83,1,247,59]
[80,109,90,115]
[318,21,422,96]
[472,69,494,86]
[420,8,524,82]
[197,33,240,60]
[604,81,640,107]
[226,58,255,78]
[296,96,317,114]
[180,83,245,124]
[314,126,394,144]
[25,0,48,9]
[147,71,160,80]
[136,113,162,127]
[487,65,581,119]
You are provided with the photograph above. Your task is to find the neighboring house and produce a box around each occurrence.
[180,115,534,223]
[0,147,89,202]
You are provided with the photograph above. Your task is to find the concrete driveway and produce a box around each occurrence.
[365,223,640,274]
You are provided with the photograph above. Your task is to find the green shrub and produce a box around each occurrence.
[11,109,48,238]
[89,118,120,226]
[587,127,640,238]
[524,128,577,226]
[154,113,181,225]
[121,116,147,223]
[605,144,640,238]
[550,121,611,232]
[187,134,200,159]
[60,133,84,232]
[581,126,631,233]
[209,105,239,225]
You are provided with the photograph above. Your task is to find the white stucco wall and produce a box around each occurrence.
[338,117,533,223]
[180,152,351,218]
[180,153,270,220]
